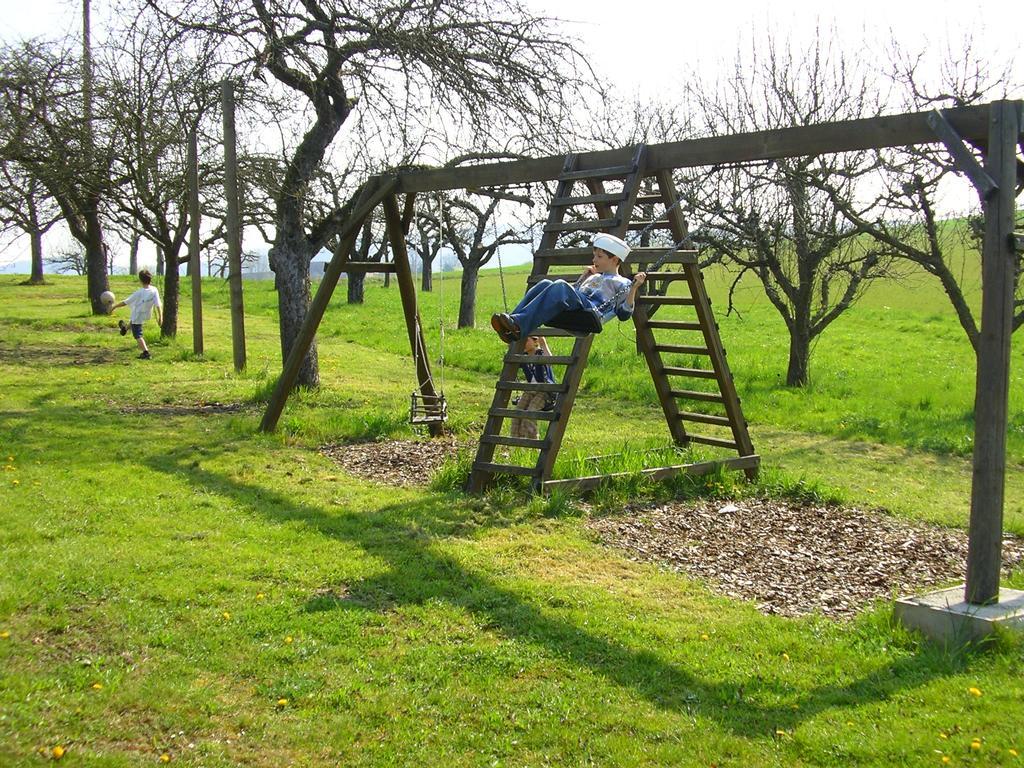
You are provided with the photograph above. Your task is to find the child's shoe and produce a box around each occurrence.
[490,313,520,342]
[138,351,151,360]
[118,320,128,336]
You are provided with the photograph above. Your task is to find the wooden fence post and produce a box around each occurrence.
[222,80,246,372]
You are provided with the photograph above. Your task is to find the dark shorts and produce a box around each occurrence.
[131,323,144,340]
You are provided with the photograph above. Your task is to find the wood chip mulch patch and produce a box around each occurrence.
[319,437,464,488]
[588,500,1024,619]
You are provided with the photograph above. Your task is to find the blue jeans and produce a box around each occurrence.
[510,279,594,337]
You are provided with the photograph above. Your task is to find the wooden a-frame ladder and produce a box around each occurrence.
[468,145,759,494]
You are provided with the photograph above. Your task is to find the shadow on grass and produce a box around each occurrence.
[143,443,974,739]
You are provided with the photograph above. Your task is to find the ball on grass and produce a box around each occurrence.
[100,290,115,307]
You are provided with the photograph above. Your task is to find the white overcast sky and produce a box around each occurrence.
[0,0,1020,270]
[2,0,1019,95]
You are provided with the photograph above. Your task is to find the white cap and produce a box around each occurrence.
[592,233,630,261]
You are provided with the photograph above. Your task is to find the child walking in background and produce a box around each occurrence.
[510,335,556,440]
[109,269,162,360]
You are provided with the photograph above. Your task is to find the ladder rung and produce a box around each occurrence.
[488,407,559,422]
[550,192,627,207]
[526,273,581,285]
[677,411,732,426]
[662,366,717,379]
[504,354,576,365]
[669,389,725,403]
[687,435,739,450]
[627,251,698,265]
[654,344,711,355]
[558,164,636,181]
[537,326,587,338]
[534,246,695,260]
[472,462,540,477]
[634,194,664,204]
[481,435,547,450]
[627,220,672,230]
[647,320,703,331]
[544,218,619,233]
[644,272,688,280]
[343,261,397,273]
[638,297,696,306]
[496,381,566,393]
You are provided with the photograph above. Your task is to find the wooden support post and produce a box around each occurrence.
[965,100,1020,605]
[260,177,395,432]
[222,80,246,372]
[382,193,445,437]
[187,127,204,356]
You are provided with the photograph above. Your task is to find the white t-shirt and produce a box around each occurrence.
[124,285,162,324]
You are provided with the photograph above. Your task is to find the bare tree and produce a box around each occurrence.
[821,37,1024,348]
[443,187,534,328]
[0,161,62,283]
[152,0,589,388]
[683,33,891,386]
[0,39,117,312]
[101,13,229,337]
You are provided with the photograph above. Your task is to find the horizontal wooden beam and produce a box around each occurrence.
[396,104,996,194]
[541,454,760,494]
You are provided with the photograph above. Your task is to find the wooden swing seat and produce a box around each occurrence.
[409,391,448,425]
[544,307,603,336]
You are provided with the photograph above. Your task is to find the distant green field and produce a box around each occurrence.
[295,254,1021,462]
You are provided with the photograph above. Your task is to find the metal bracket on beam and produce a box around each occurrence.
[927,109,999,200]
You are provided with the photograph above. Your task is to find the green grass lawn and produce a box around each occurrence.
[0,270,1021,767]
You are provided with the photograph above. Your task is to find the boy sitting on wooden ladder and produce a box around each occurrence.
[490,233,647,342]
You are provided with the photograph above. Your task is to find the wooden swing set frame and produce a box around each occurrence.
[258,100,1022,607]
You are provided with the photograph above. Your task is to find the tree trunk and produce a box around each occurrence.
[786,317,811,387]
[421,260,433,292]
[161,248,179,338]
[156,249,165,276]
[271,238,318,388]
[457,262,480,328]
[84,206,109,314]
[29,230,44,284]
[129,234,139,276]
[347,273,365,304]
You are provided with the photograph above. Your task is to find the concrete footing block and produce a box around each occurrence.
[895,585,1024,644]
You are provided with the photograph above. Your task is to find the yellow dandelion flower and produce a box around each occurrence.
[941,757,950,764]
[285,636,293,644]
[222,611,231,620]
[968,687,982,697]
[939,732,948,739]
[0,631,9,639]
[1009,748,1018,757]
[971,740,981,750]
[782,653,790,661]
[276,698,288,707]
[256,593,265,599]
[775,729,786,737]
[700,634,709,640]
[6,456,12,461]
[12,479,19,486]
[52,745,65,759]
[91,683,102,690]
[160,753,171,763]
